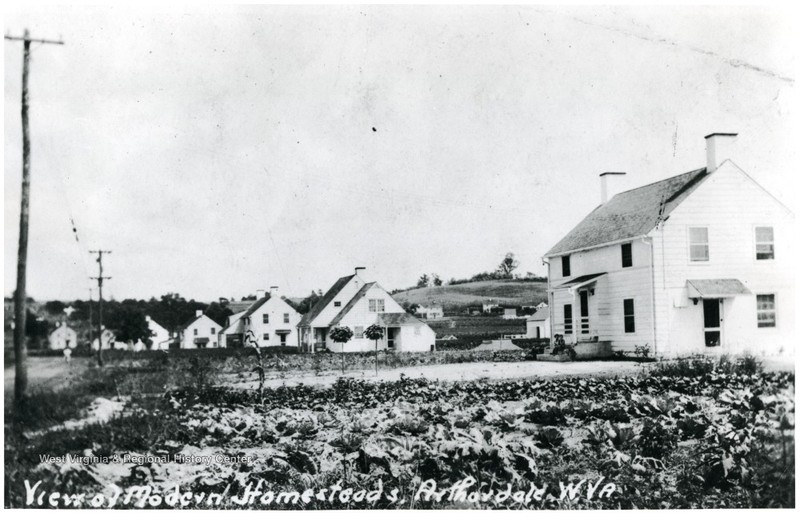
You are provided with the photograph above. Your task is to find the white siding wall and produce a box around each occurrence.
[651,162,795,356]
[48,326,77,350]
[248,298,302,348]
[548,239,656,353]
[180,316,223,349]
[526,319,551,338]
[312,276,364,327]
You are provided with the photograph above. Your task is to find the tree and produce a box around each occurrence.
[107,303,149,344]
[401,301,419,315]
[205,302,233,327]
[497,252,520,278]
[417,274,430,288]
[432,274,443,286]
[364,324,384,376]
[329,326,353,374]
[287,290,322,315]
[44,300,66,315]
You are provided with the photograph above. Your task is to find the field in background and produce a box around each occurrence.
[392,279,548,311]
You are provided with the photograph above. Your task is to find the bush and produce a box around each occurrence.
[639,417,678,459]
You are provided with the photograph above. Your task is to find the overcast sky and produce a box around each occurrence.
[4,5,798,302]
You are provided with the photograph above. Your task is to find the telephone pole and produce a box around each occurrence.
[90,250,111,366]
[87,288,94,349]
[5,29,64,415]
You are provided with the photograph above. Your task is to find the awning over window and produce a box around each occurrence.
[275,329,292,334]
[556,272,607,290]
[687,279,751,299]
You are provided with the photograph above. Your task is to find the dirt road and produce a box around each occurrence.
[230,359,652,389]
[3,356,91,395]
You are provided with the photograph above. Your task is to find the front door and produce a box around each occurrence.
[703,299,722,347]
[579,290,590,335]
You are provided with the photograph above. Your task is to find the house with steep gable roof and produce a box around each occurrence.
[526,306,550,339]
[177,309,223,349]
[543,133,794,357]
[298,267,436,352]
[229,286,301,348]
[48,322,77,350]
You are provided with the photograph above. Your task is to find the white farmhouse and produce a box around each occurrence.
[145,315,171,349]
[416,304,444,320]
[234,287,301,348]
[48,322,77,350]
[177,310,223,349]
[92,328,117,351]
[298,267,437,353]
[543,133,794,357]
[526,306,550,339]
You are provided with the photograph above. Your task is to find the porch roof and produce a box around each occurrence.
[556,272,607,290]
[687,279,752,298]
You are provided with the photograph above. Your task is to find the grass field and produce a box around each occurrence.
[392,279,547,310]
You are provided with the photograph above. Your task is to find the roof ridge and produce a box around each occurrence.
[612,167,705,196]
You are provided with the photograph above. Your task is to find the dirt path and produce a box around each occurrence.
[229,359,652,389]
[3,356,91,395]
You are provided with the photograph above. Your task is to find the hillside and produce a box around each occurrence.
[391,279,547,311]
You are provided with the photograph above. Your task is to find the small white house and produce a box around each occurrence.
[91,328,116,351]
[298,267,437,353]
[502,307,519,319]
[526,306,551,339]
[235,287,302,348]
[177,310,223,349]
[543,133,795,357]
[146,315,170,349]
[416,304,444,320]
[47,323,77,350]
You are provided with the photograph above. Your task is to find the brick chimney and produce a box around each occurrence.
[705,133,737,173]
[269,286,278,297]
[256,289,265,298]
[195,309,203,318]
[354,267,366,277]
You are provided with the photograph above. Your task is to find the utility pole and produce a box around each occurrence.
[87,288,94,350]
[90,250,111,366]
[5,29,64,416]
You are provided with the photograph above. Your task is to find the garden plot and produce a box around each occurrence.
[4,359,795,509]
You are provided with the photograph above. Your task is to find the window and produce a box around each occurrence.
[689,227,709,262]
[623,299,635,333]
[210,327,216,335]
[621,243,633,268]
[262,314,269,324]
[755,227,775,260]
[414,326,421,335]
[354,326,364,338]
[369,299,385,313]
[561,255,571,277]
[757,294,776,328]
[564,305,573,334]
[334,301,341,307]
[283,313,290,323]
[263,333,270,341]
[193,328,198,335]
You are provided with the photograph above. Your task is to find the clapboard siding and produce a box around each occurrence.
[651,162,795,356]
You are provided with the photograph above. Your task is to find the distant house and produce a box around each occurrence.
[145,315,170,349]
[47,322,77,350]
[543,133,795,356]
[416,304,444,320]
[177,310,223,349]
[535,301,548,310]
[232,287,302,348]
[298,267,437,353]
[526,306,550,339]
[438,334,458,341]
[91,328,116,351]
[482,300,498,313]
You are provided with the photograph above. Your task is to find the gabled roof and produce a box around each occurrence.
[240,296,269,319]
[227,301,255,314]
[328,282,377,326]
[176,313,221,332]
[298,274,355,328]
[545,168,709,257]
[377,312,426,326]
[528,306,550,321]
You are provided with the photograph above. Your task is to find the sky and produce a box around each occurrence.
[4,5,798,302]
